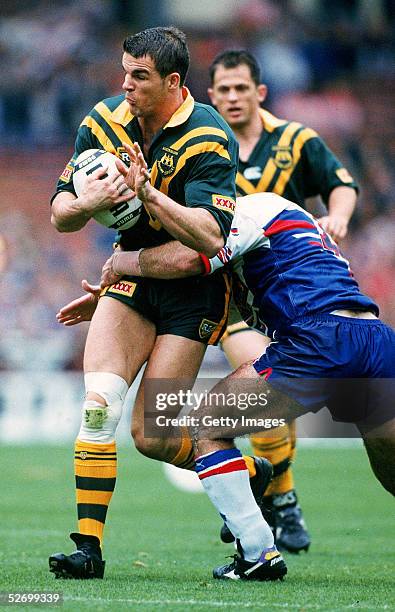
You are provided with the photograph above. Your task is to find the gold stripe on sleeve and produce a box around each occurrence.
[80,116,117,152]
[160,142,231,195]
[170,127,228,152]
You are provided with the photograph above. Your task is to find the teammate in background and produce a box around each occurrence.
[207,49,359,552]
[58,175,395,582]
[48,27,240,580]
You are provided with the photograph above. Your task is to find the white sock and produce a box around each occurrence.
[195,448,274,561]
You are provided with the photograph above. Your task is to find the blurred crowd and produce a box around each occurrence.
[0,0,394,370]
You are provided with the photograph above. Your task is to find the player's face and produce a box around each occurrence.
[122,53,168,118]
[208,64,267,129]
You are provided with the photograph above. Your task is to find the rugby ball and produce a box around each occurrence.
[73,149,142,230]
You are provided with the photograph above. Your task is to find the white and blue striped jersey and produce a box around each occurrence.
[209,193,378,337]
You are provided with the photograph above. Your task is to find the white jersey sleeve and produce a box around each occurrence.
[209,192,297,273]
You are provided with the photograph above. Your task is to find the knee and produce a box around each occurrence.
[131,424,173,461]
[78,372,129,444]
[132,429,154,457]
[131,426,160,458]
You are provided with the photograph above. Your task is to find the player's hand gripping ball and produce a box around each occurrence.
[73,149,142,230]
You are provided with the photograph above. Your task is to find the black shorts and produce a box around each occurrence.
[100,271,231,345]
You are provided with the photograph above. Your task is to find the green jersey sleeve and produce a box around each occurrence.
[52,118,101,200]
[183,141,238,240]
[301,136,359,204]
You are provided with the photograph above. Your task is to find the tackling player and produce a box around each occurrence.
[207,50,359,552]
[49,27,240,580]
[59,182,395,582]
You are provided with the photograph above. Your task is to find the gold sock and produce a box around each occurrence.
[250,424,295,497]
[74,439,117,546]
[243,455,257,478]
[169,429,195,470]
[267,468,294,496]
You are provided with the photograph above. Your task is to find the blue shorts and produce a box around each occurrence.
[253,315,395,427]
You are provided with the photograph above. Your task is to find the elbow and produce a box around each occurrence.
[51,214,67,233]
[200,235,224,259]
[51,213,62,232]
[51,213,78,233]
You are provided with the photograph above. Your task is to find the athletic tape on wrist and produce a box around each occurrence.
[198,253,211,275]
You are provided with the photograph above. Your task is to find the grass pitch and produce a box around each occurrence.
[0,444,394,611]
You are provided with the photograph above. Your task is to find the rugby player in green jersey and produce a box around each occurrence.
[49,26,242,580]
[207,50,359,553]
[57,151,394,583]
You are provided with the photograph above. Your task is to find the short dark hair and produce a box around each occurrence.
[209,50,261,86]
[123,26,189,86]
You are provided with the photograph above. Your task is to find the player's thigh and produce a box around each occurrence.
[84,295,156,384]
[227,361,306,421]
[131,334,206,435]
[359,417,395,494]
[195,361,306,455]
[222,329,271,369]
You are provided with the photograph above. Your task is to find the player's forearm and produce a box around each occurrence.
[111,242,204,279]
[143,188,225,257]
[327,186,357,223]
[141,242,204,278]
[51,192,91,232]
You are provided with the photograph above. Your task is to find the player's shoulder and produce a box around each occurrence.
[190,101,236,142]
[260,109,319,140]
[84,94,131,123]
[235,193,302,225]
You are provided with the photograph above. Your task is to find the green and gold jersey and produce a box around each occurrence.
[54,88,238,250]
[236,109,358,205]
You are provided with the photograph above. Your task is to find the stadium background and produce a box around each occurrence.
[0,0,394,440]
[0,2,394,609]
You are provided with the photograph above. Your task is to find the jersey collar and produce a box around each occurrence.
[163,87,194,128]
[109,87,194,128]
[110,99,134,126]
[259,108,287,132]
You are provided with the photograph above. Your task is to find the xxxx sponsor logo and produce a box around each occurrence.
[60,159,74,182]
[105,280,137,298]
[212,195,236,213]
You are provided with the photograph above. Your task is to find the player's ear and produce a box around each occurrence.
[167,72,181,90]
[207,87,215,105]
[257,84,267,103]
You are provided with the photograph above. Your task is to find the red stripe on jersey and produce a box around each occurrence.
[308,241,322,247]
[257,367,273,380]
[198,459,247,480]
[264,219,316,237]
